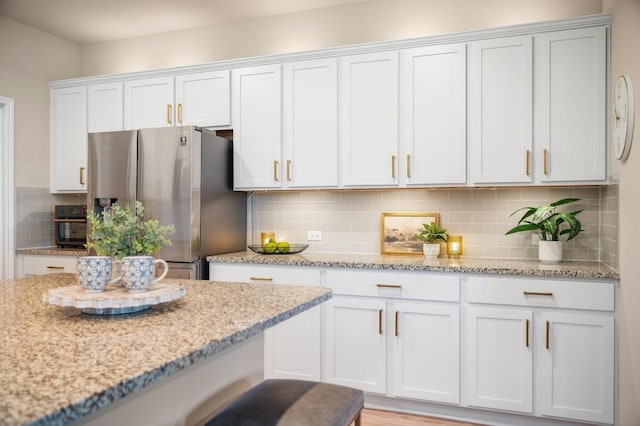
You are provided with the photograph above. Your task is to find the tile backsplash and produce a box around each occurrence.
[15,187,85,248]
[251,186,618,269]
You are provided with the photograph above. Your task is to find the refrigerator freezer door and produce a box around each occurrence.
[87,130,137,213]
[138,126,199,263]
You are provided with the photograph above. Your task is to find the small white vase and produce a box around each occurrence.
[539,240,563,263]
[423,243,441,258]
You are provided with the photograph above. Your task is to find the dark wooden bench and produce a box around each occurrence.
[205,379,364,426]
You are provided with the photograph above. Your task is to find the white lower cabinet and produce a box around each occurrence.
[17,254,78,277]
[463,276,615,424]
[324,269,461,403]
[208,263,322,381]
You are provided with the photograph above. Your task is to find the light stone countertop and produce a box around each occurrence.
[16,247,89,256]
[0,274,331,425]
[207,251,619,281]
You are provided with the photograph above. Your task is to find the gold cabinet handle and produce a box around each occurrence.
[543,148,549,174]
[524,291,554,297]
[406,155,411,178]
[273,160,279,181]
[177,103,183,124]
[286,160,292,181]
[46,266,65,270]
[546,320,550,349]
[378,309,383,335]
[525,319,530,347]
[53,219,86,223]
[525,150,531,176]
[376,284,402,289]
[395,311,399,337]
[79,167,85,185]
[391,155,396,179]
[166,104,172,124]
[250,277,273,281]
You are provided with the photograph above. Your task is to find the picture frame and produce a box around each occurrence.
[381,211,439,255]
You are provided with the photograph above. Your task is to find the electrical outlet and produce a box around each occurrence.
[532,235,539,245]
[307,230,322,241]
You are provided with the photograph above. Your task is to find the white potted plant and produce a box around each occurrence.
[418,222,448,258]
[506,198,583,263]
[87,201,174,290]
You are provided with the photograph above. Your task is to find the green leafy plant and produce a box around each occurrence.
[506,198,583,241]
[418,222,448,244]
[87,201,174,259]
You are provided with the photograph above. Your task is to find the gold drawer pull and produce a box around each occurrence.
[525,150,530,176]
[177,103,183,124]
[79,167,85,185]
[273,160,279,181]
[378,309,383,334]
[391,155,396,179]
[286,160,292,181]
[46,266,65,270]
[525,319,530,347]
[406,155,411,178]
[524,291,553,297]
[250,277,273,282]
[546,320,550,349]
[376,284,402,289]
[167,104,172,124]
[543,148,549,174]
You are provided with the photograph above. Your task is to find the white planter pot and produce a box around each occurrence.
[423,243,441,258]
[539,240,563,263]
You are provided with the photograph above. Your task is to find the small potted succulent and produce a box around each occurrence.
[87,201,174,291]
[505,198,583,263]
[418,222,448,258]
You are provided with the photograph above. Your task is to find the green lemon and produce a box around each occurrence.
[263,241,277,254]
[276,241,290,253]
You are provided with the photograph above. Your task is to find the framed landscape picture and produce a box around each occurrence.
[381,211,439,255]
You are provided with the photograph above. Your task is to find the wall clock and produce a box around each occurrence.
[613,74,635,161]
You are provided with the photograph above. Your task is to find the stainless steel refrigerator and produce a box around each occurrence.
[87,126,246,280]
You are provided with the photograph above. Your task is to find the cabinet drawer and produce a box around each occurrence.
[209,263,321,286]
[22,255,77,275]
[325,269,460,302]
[466,275,614,311]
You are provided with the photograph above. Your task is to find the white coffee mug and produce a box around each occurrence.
[77,256,121,292]
[121,256,168,292]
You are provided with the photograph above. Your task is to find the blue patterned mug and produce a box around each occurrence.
[77,256,121,292]
[121,256,169,292]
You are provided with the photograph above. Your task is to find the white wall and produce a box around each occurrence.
[79,0,603,77]
[0,16,80,187]
[608,0,640,423]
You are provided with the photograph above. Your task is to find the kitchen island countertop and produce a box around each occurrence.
[208,251,618,281]
[0,274,331,425]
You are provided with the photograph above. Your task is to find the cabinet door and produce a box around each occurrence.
[123,76,174,130]
[464,306,533,413]
[325,296,387,394]
[50,86,88,193]
[469,36,533,184]
[537,312,614,424]
[18,255,78,277]
[283,58,338,188]
[534,27,606,183]
[391,302,460,403]
[175,70,230,127]
[340,52,399,187]
[208,263,322,381]
[232,65,282,189]
[88,82,123,132]
[400,44,466,185]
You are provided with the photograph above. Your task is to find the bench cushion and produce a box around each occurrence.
[206,379,364,426]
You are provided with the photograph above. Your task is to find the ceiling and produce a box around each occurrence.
[0,0,366,44]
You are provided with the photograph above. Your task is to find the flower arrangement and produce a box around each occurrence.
[87,201,174,259]
[505,198,583,241]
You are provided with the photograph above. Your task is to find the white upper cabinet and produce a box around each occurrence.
[123,76,175,130]
[534,27,606,183]
[340,51,399,187]
[50,86,88,193]
[88,82,123,132]
[469,36,533,185]
[232,65,282,189]
[282,58,338,188]
[400,44,467,186]
[175,70,231,127]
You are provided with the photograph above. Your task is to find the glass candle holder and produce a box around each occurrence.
[260,232,275,245]
[447,235,463,258]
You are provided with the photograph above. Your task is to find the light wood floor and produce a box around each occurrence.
[358,408,483,426]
